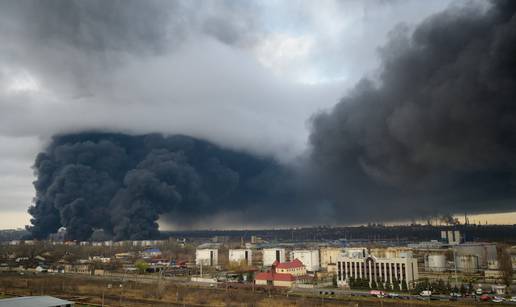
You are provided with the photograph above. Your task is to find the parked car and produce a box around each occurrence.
[369,290,385,298]
[480,294,491,301]
[492,296,504,303]
[420,290,432,297]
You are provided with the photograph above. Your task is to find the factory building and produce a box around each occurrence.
[320,247,342,269]
[196,248,218,266]
[337,251,419,289]
[290,250,320,271]
[262,248,286,266]
[453,242,496,268]
[228,249,252,266]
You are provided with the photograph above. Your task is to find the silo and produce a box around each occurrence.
[455,255,479,273]
[426,254,447,272]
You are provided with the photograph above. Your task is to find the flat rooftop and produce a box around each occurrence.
[0,296,73,307]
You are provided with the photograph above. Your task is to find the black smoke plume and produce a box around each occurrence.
[27,1,516,237]
[28,133,293,240]
[309,1,516,222]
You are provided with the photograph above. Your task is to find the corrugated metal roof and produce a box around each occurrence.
[0,296,73,307]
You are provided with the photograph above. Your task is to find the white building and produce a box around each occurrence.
[229,249,252,266]
[337,251,419,289]
[262,248,286,266]
[196,248,218,266]
[320,247,342,268]
[290,250,320,271]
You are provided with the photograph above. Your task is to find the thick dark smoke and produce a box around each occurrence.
[27,1,516,238]
[28,133,294,240]
[309,1,516,222]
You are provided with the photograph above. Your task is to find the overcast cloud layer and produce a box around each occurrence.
[0,0,494,230]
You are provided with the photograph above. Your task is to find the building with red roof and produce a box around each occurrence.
[255,259,309,287]
[255,271,296,287]
[273,258,306,276]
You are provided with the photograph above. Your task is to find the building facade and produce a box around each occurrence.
[337,254,419,289]
[290,250,320,271]
[262,248,286,266]
[274,259,306,276]
[320,247,342,269]
[195,248,218,266]
[229,249,252,266]
[255,272,295,287]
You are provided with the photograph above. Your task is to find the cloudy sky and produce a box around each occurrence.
[3,0,512,229]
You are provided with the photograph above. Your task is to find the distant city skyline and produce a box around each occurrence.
[2,210,516,230]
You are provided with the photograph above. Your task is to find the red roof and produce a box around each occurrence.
[255,272,295,282]
[273,258,304,269]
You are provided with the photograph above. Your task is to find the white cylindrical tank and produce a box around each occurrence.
[455,255,479,273]
[426,254,447,272]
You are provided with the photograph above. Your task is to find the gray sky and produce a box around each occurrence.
[0,0,468,228]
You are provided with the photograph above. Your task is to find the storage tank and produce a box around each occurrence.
[454,243,496,268]
[426,254,447,272]
[455,255,479,273]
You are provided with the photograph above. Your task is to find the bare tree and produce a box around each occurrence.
[497,244,513,289]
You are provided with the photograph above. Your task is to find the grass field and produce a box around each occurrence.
[0,273,512,306]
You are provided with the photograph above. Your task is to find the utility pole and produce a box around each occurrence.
[453,248,458,287]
